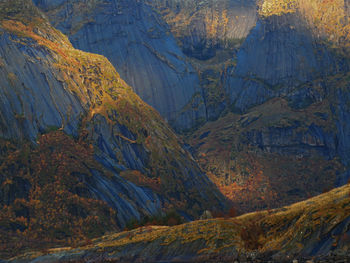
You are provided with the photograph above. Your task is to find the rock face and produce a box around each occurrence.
[29,0,350,213]
[32,0,259,127]
[0,0,227,256]
[223,0,350,173]
[33,0,206,131]
[148,0,258,120]
[225,13,339,112]
[186,0,350,212]
[148,0,258,60]
[189,98,344,212]
[0,29,83,140]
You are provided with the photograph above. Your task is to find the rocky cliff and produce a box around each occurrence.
[184,0,350,212]
[0,0,226,257]
[32,0,259,126]
[147,0,257,60]
[148,0,258,120]
[33,0,207,131]
[29,0,350,214]
[226,0,349,112]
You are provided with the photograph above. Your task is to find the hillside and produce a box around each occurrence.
[189,97,345,212]
[33,0,207,131]
[1,0,350,261]
[8,183,350,262]
[145,0,350,214]
[0,0,227,257]
[259,0,350,47]
[177,0,350,212]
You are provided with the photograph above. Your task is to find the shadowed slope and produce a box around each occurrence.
[33,0,207,131]
[0,0,227,257]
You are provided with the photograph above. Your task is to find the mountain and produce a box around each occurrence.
[147,0,257,60]
[180,0,350,213]
[2,0,350,261]
[138,0,350,213]
[32,0,207,131]
[35,1,350,210]
[147,0,258,120]
[0,0,227,257]
[8,182,350,262]
[225,0,349,111]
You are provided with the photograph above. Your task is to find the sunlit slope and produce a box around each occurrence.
[187,0,350,213]
[33,0,207,131]
[0,0,227,257]
[10,183,350,262]
[259,0,350,47]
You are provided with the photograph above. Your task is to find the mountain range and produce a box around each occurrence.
[0,0,350,262]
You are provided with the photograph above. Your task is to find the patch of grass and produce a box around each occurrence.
[15,183,350,260]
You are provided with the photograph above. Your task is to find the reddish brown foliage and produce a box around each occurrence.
[120,170,161,192]
[228,207,237,218]
[0,131,119,258]
[240,221,264,250]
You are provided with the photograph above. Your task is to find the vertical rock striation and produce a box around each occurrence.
[147,0,258,60]
[0,0,227,243]
[33,0,207,131]
[225,13,339,112]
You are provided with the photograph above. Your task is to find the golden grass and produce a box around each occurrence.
[14,183,349,261]
[93,182,350,253]
[259,0,350,47]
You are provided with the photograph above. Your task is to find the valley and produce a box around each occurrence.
[0,0,350,262]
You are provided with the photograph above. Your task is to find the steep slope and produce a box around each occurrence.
[189,97,344,212]
[33,0,207,131]
[148,0,257,60]
[181,0,350,212]
[9,183,350,262]
[148,0,258,120]
[225,10,343,112]
[0,0,226,257]
[259,0,350,46]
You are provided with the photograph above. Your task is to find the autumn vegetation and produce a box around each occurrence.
[259,0,350,48]
[189,97,343,213]
[125,210,183,231]
[1,0,350,261]
[0,131,119,258]
[13,183,349,261]
[0,1,229,258]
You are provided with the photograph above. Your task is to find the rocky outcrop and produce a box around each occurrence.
[243,123,337,158]
[0,0,227,256]
[33,0,206,131]
[0,30,83,140]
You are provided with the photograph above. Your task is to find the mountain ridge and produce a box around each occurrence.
[8,182,350,262]
[0,0,227,257]
[33,0,208,131]
[1,0,350,261]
